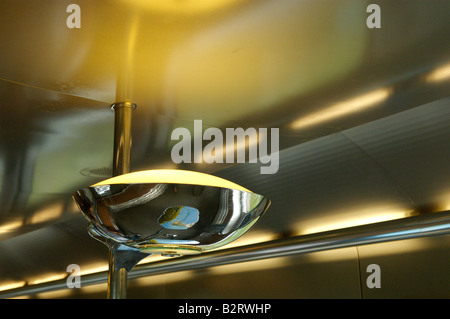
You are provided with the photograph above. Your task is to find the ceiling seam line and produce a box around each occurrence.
[0,77,112,104]
[338,131,417,209]
[355,246,364,299]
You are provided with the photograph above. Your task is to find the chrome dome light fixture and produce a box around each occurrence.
[73,102,270,298]
[74,169,270,256]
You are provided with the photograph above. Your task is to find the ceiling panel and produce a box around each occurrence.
[343,97,450,212]
[216,101,450,235]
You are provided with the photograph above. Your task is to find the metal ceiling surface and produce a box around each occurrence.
[0,0,449,298]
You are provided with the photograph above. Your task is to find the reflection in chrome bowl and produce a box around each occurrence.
[73,182,270,255]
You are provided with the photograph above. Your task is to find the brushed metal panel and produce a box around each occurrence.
[0,217,105,282]
[127,248,360,299]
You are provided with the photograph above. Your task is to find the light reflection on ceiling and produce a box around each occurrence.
[296,205,410,235]
[289,87,393,130]
[425,61,450,83]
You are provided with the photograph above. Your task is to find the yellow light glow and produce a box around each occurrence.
[357,236,432,258]
[137,254,170,265]
[168,1,367,127]
[78,282,108,295]
[0,220,23,233]
[304,247,357,263]
[210,256,289,276]
[33,288,74,299]
[79,263,109,276]
[290,87,392,130]
[134,270,195,287]
[115,14,140,102]
[297,207,409,235]
[216,230,276,249]
[29,202,63,224]
[10,295,31,299]
[120,0,239,15]
[93,169,251,193]
[0,281,26,292]
[28,273,67,285]
[425,62,450,82]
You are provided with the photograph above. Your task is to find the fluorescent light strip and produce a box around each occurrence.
[425,62,450,82]
[290,87,392,130]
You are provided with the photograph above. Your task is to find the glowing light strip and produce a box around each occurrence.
[93,169,251,193]
[425,62,450,82]
[290,87,392,130]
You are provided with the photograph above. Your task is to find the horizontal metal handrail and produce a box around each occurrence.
[1,210,449,298]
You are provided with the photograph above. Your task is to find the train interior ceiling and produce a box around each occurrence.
[0,0,449,298]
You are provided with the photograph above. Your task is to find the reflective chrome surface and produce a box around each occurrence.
[111,102,137,176]
[74,183,270,255]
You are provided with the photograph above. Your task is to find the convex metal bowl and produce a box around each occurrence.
[73,169,270,256]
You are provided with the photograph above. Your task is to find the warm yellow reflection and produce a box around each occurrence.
[290,87,392,130]
[134,270,195,287]
[0,281,26,292]
[29,202,63,224]
[425,62,450,82]
[169,1,367,126]
[78,282,108,295]
[210,256,289,276]
[20,283,108,299]
[10,295,31,299]
[138,254,172,265]
[0,219,23,233]
[303,247,357,263]
[79,263,109,276]
[120,0,240,15]
[33,288,74,299]
[296,206,409,235]
[93,169,251,192]
[357,237,433,258]
[115,14,140,102]
[28,273,67,285]
[215,230,276,249]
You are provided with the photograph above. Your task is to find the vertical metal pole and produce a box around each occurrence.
[107,246,128,299]
[111,102,137,176]
[107,101,137,299]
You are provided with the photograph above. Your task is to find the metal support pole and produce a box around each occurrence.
[107,101,137,299]
[107,251,128,299]
[111,102,136,176]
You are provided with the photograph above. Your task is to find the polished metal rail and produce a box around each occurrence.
[1,210,449,298]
